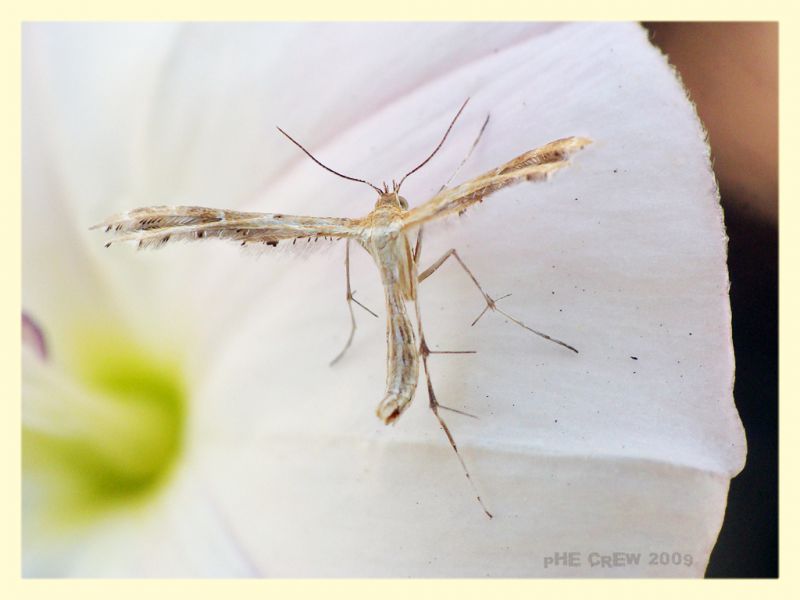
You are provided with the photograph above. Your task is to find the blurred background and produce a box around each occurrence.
[644,22,778,578]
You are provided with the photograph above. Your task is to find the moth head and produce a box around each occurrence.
[374,190,408,210]
[387,180,409,209]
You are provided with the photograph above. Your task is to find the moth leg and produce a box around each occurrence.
[413,226,424,264]
[330,240,378,366]
[412,240,492,519]
[408,113,490,266]
[439,113,491,192]
[418,249,579,354]
[414,228,475,358]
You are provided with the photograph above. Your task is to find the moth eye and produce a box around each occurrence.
[398,196,409,209]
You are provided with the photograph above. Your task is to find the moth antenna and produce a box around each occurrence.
[397,97,470,191]
[276,126,382,194]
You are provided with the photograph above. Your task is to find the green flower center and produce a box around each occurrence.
[23,327,186,523]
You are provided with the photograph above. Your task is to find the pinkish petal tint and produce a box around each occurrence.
[22,312,47,360]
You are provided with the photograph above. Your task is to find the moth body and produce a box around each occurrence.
[361,192,419,423]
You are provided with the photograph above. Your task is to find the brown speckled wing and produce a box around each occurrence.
[93,206,364,249]
[401,136,591,230]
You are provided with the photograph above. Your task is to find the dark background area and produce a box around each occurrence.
[643,22,778,578]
